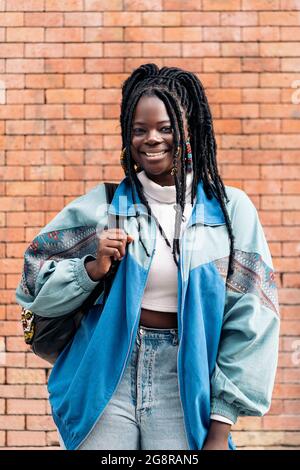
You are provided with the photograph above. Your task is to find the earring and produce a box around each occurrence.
[185,137,193,173]
[120,147,141,174]
[171,146,181,176]
[120,147,127,173]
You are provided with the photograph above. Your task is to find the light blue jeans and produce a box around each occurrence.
[58,325,190,450]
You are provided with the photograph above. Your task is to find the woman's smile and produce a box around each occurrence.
[140,149,171,162]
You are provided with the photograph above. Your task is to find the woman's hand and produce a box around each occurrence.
[202,420,231,451]
[85,228,134,281]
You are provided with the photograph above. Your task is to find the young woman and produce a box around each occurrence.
[16,63,280,450]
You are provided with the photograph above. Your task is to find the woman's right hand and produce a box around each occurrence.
[85,228,134,281]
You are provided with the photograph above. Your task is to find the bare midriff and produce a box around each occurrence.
[139,307,178,329]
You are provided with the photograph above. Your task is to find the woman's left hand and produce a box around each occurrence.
[202,436,229,450]
[202,420,231,450]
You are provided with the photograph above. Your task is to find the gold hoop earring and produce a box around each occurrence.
[120,147,142,174]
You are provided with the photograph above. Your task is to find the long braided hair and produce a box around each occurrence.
[119,63,235,277]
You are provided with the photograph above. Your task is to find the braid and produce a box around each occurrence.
[120,63,235,279]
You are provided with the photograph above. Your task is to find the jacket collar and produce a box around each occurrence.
[107,176,226,226]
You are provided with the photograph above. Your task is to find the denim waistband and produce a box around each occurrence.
[138,325,178,339]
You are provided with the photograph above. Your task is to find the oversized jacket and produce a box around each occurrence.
[15,176,280,450]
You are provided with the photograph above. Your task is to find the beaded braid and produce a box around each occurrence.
[119,63,235,277]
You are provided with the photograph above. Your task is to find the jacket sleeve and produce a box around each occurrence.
[15,183,108,318]
[210,189,280,424]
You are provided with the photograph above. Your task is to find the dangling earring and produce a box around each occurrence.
[120,147,141,174]
[171,146,181,176]
[185,137,193,173]
[120,147,127,174]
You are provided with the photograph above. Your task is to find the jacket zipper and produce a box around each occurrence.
[74,226,157,450]
[177,227,191,450]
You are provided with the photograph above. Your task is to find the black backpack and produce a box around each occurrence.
[21,182,119,365]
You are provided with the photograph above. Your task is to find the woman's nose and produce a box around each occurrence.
[145,131,162,143]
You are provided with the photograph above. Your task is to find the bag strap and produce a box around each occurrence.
[80,182,120,310]
[104,181,119,204]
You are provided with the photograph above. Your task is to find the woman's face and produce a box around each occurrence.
[130,95,189,186]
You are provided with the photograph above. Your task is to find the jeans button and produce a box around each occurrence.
[139,328,144,335]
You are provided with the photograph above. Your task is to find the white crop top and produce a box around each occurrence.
[136,169,195,312]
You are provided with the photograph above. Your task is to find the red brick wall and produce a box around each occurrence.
[1,0,299,450]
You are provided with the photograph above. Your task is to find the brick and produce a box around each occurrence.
[0,166,24,180]
[0,415,25,430]
[46,0,83,11]
[104,42,142,57]
[242,89,280,103]
[124,0,162,10]
[65,74,103,89]
[64,12,103,26]
[242,58,279,72]
[243,0,280,9]
[104,12,142,26]
[45,120,84,135]
[25,105,63,120]
[45,59,84,74]
[65,165,102,180]
[222,135,259,150]
[7,90,44,104]
[261,165,300,179]
[85,58,124,73]
[25,166,64,181]
[262,135,300,149]
[26,415,56,431]
[142,12,180,26]
[182,12,220,26]
[243,119,280,133]
[6,120,44,135]
[24,12,63,27]
[259,11,300,26]
[124,26,161,42]
[25,74,63,89]
[25,43,63,58]
[283,212,300,226]
[25,385,49,399]
[7,430,46,446]
[6,59,43,74]
[221,12,258,26]
[6,369,46,385]
[65,104,103,119]
[46,150,83,165]
[6,0,44,10]
[46,89,84,104]
[6,182,44,196]
[65,43,103,58]
[204,58,241,72]
[182,43,219,57]
[243,26,280,41]
[45,27,83,42]
[244,180,282,194]
[85,89,121,103]
[6,151,44,166]
[85,0,122,10]
[0,44,23,57]
[7,28,44,42]
[0,13,23,26]
[85,27,123,42]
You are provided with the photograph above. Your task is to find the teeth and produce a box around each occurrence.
[145,151,166,157]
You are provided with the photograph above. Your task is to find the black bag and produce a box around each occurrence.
[21,182,119,365]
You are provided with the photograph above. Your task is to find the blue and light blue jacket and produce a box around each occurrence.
[15,176,280,450]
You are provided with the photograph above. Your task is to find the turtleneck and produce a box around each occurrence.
[137,169,194,204]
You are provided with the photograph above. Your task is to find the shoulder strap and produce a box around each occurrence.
[104,182,119,205]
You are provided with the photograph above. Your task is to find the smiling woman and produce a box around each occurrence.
[16,63,279,452]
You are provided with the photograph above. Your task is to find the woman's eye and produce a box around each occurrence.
[133,127,172,133]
